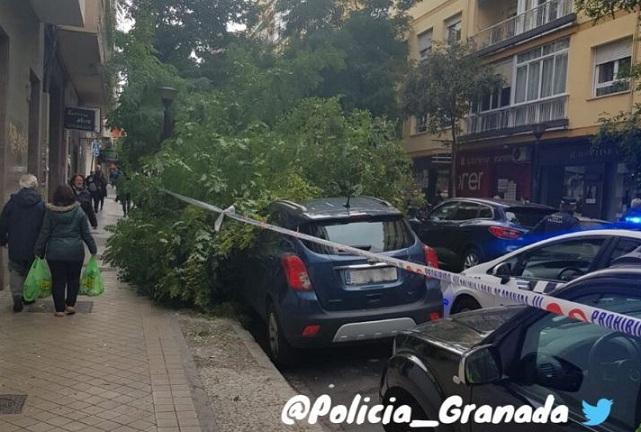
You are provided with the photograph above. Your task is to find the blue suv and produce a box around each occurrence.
[240,197,443,366]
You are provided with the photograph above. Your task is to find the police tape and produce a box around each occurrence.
[162,190,641,338]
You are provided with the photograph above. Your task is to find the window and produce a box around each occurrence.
[415,115,428,134]
[474,60,513,113]
[607,238,641,265]
[445,14,462,44]
[300,218,414,254]
[418,29,433,60]
[594,38,632,97]
[514,39,569,104]
[430,202,459,221]
[452,202,494,220]
[516,293,641,431]
[478,206,494,219]
[454,203,482,220]
[512,238,605,281]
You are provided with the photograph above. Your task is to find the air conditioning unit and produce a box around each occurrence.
[512,146,532,162]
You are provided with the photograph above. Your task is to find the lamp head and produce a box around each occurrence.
[159,86,177,102]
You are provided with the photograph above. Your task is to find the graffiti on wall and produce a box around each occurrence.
[8,122,27,167]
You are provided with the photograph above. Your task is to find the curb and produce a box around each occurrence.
[178,314,326,432]
[227,320,326,431]
[170,312,219,432]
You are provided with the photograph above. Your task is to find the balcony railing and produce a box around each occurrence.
[471,0,574,52]
[466,95,568,136]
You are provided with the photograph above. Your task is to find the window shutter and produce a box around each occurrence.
[595,38,632,65]
[418,30,432,53]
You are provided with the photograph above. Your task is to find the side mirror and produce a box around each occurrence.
[457,345,501,385]
[493,262,512,285]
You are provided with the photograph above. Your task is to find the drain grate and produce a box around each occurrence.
[0,395,27,415]
[28,300,93,314]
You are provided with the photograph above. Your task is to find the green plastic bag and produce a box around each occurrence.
[80,256,104,296]
[23,258,52,302]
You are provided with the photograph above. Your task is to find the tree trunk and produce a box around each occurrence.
[449,122,458,198]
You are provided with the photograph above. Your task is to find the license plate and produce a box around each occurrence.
[345,267,398,285]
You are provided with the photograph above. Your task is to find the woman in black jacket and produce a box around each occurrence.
[34,185,97,317]
[70,174,98,229]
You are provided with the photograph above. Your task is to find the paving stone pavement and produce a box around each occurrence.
[0,194,213,432]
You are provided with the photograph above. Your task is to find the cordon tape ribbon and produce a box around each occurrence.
[162,189,641,338]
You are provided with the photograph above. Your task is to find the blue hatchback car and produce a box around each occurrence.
[240,197,443,366]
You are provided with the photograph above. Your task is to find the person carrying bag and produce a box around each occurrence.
[34,185,98,317]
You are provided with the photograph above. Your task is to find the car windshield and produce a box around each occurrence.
[300,217,414,254]
[519,293,641,429]
[505,207,555,228]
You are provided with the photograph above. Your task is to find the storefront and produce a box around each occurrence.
[413,154,451,204]
[456,145,533,201]
[538,139,631,220]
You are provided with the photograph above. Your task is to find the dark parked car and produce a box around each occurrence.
[411,198,556,271]
[241,197,443,366]
[380,267,641,431]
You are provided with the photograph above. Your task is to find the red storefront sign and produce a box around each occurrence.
[457,147,532,200]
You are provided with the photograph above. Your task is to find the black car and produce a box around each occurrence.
[380,267,641,431]
[241,197,443,366]
[411,198,556,271]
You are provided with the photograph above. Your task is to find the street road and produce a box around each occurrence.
[249,317,392,432]
[282,343,392,432]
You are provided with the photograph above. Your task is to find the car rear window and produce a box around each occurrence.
[505,207,555,228]
[300,217,414,254]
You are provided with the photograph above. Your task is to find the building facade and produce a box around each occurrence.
[0,0,112,288]
[405,0,640,220]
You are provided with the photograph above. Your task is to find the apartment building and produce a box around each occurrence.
[0,0,112,288]
[405,0,640,221]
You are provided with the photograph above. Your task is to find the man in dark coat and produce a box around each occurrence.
[0,174,45,311]
[86,165,107,213]
[530,197,580,237]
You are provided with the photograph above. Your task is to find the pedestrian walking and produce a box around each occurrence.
[112,168,131,217]
[0,174,45,312]
[70,174,98,228]
[34,185,97,317]
[86,166,106,213]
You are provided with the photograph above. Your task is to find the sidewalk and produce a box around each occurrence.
[0,196,215,432]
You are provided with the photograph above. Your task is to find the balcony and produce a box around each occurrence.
[57,0,111,106]
[30,0,86,27]
[471,0,575,55]
[466,95,568,138]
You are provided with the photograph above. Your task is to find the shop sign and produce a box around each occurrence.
[540,142,620,165]
[457,147,532,199]
[64,107,99,132]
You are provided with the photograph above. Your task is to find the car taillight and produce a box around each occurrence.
[423,245,439,268]
[281,254,312,291]
[302,325,320,337]
[488,226,522,240]
[429,312,442,321]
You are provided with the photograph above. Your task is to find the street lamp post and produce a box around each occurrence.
[531,123,548,203]
[159,86,177,141]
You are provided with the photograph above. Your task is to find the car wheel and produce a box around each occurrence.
[267,305,300,368]
[462,247,482,270]
[451,296,481,314]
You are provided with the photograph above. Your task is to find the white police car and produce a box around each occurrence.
[443,229,641,315]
